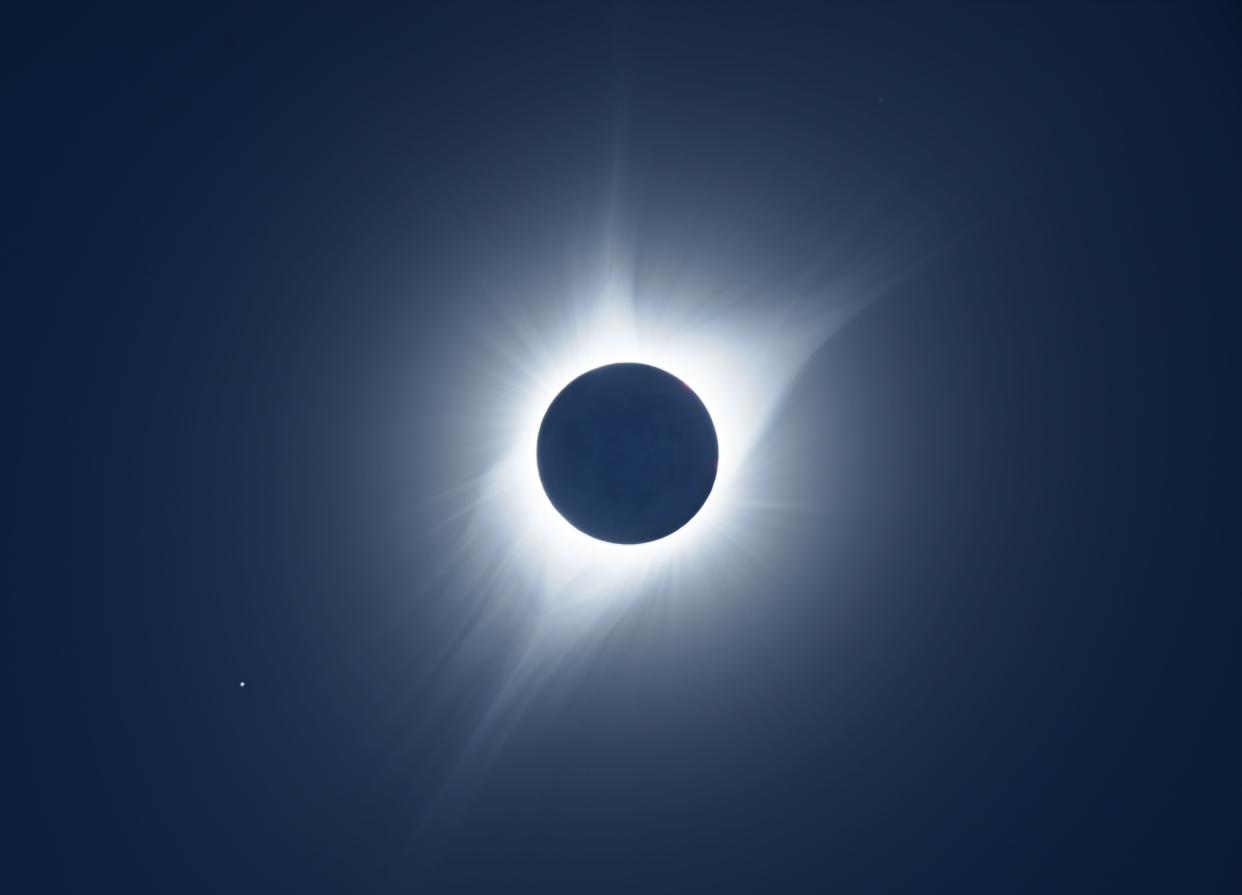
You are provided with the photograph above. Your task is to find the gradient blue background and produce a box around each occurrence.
[10,3,1240,892]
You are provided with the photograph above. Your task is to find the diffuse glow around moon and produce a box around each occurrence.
[404,209,905,842]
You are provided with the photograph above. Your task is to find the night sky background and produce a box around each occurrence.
[10,3,1241,892]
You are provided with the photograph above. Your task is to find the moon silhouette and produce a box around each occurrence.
[536,363,719,544]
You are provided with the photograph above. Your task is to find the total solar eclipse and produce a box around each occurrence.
[536,363,719,544]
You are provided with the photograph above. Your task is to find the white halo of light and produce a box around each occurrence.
[463,264,862,626]
[409,223,904,843]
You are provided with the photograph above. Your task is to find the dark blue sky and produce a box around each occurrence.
[11,3,1240,892]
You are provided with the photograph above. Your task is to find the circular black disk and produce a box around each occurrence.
[536,363,718,544]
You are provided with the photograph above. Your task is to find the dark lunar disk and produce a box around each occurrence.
[536,362,719,544]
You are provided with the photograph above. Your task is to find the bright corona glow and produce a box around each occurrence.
[464,269,861,623]
[414,234,883,836]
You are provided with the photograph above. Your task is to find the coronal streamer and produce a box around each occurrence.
[408,222,884,844]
